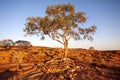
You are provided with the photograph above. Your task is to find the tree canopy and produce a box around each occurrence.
[14,40,32,49]
[14,40,32,46]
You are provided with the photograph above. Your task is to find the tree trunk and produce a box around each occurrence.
[64,41,68,59]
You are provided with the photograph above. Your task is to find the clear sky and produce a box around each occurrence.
[0,0,120,50]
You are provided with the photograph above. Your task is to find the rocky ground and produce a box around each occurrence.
[0,46,120,80]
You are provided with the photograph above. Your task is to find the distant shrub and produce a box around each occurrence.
[89,47,94,50]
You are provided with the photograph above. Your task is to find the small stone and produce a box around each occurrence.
[69,74,73,78]
[76,66,80,69]
[59,75,64,79]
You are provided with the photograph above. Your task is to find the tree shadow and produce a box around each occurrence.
[90,63,120,80]
[0,70,18,80]
[105,65,120,80]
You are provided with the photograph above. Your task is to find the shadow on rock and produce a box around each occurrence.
[0,70,18,80]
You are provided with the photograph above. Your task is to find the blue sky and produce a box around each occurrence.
[0,0,120,50]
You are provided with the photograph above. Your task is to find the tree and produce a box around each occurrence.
[23,3,96,59]
[0,39,14,49]
[14,40,32,49]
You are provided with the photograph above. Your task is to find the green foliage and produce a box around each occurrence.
[24,3,96,41]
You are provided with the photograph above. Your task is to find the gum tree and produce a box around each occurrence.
[0,39,14,49]
[24,3,96,59]
[14,40,32,49]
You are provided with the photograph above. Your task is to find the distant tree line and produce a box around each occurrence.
[0,39,32,49]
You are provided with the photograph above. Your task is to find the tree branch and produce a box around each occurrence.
[54,31,65,43]
[67,35,73,41]
[48,34,64,45]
